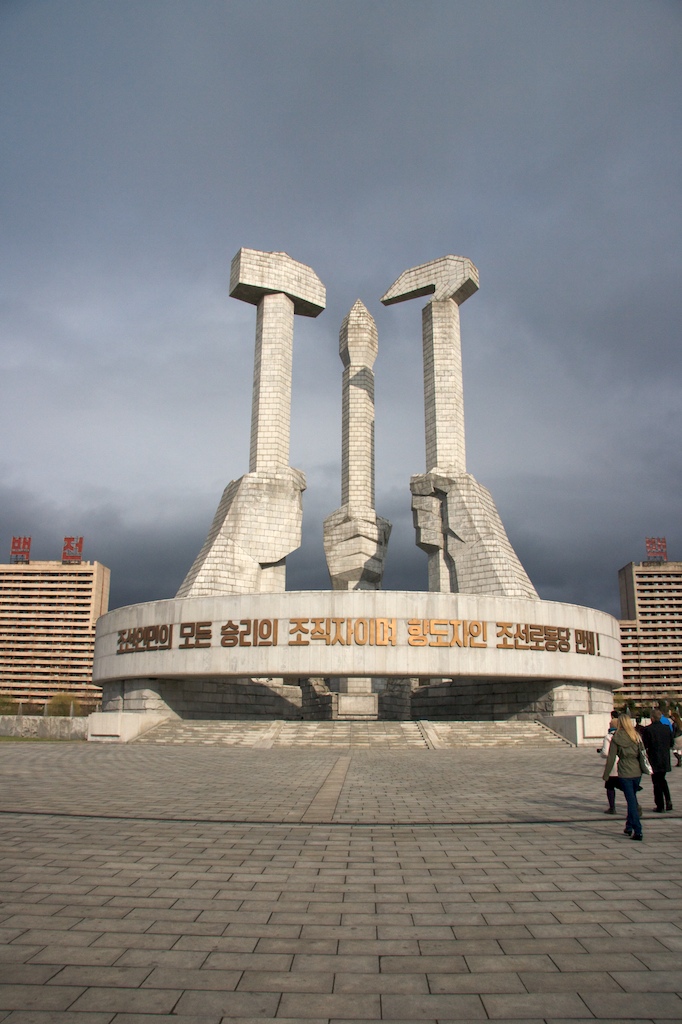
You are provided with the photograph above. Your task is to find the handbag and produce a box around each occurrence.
[638,742,653,776]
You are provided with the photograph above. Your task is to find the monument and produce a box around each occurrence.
[323,299,391,719]
[381,256,538,599]
[91,248,622,742]
[177,249,325,597]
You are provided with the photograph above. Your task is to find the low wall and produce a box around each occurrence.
[538,712,612,746]
[0,715,88,740]
[88,711,170,742]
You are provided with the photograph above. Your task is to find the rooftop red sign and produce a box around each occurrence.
[645,536,667,562]
[62,536,84,563]
[10,536,31,563]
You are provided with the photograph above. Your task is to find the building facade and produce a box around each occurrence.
[0,560,110,708]
[618,560,682,706]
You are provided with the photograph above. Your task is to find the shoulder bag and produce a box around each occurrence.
[638,742,653,776]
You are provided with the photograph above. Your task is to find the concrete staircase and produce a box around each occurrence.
[133,719,571,748]
[134,719,428,748]
[424,719,572,748]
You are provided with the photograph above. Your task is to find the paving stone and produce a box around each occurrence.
[550,952,648,972]
[0,987,86,1012]
[173,936,258,953]
[0,948,43,965]
[292,954,378,973]
[109,1016,220,1024]
[212,954,295,973]
[334,973,429,993]
[112,949,208,969]
[47,966,156,989]
[67,988,181,1014]
[0,966,60,986]
[8,929,96,950]
[465,954,559,973]
[498,938,587,954]
[482,992,590,1017]
[427,972,527,993]
[89,934,176,950]
[278,992,381,1018]
[255,938,337,954]
[417,938,501,954]
[634,950,682,969]
[0,1015,115,1024]
[517,971,623,992]
[380,954,468,973]
[580,991,682,1018]
[172,991,281,1017]
[237,970,333,992]
[380,992,486,1018]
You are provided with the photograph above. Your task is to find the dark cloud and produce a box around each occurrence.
[1,0,680,622]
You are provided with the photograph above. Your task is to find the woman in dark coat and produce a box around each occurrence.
[603,714,643,840]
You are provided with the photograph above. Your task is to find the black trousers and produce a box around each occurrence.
[651,771,671,810]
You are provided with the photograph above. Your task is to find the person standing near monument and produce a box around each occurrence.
[603,714,644,840]
[642,709,674,812]
[598,711,620,814]
[670,710,682,767]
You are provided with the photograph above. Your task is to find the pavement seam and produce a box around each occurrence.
[298,756,352,823]
[1,807,679,829]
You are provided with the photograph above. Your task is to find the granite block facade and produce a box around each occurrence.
[383,255,538,600]
[411,472,538,598]
[102,677,303,720]
[177,248,325,598]
[324,300,390,594]
[411,677,614,721]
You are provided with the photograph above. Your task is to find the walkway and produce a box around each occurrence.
[0,741,681,1022]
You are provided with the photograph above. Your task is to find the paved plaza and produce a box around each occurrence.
[0,739,681,1023]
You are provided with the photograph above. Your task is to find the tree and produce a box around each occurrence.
[47,694,82,717]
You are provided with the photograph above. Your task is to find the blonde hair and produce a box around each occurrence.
[617,714,639,743]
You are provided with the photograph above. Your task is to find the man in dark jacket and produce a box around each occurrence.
[642,709,675,812]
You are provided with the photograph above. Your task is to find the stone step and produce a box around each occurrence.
[428,720,572,747]
[134,718,571,747]
[274,722,427,747]
[135,720,428,747]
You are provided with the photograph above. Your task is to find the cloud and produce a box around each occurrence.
[1,0,680,625]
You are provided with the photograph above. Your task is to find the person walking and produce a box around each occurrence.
[642,709,674,812]
[669,710,682,768]
[603,713,644,841]
[599,711,620,813]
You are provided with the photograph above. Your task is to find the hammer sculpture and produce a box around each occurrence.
[382,256,538,599]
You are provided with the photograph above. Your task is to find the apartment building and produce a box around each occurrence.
[618,559,682,706]
[0,559,110,708]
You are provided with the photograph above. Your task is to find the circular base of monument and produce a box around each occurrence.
[94,590,621,688]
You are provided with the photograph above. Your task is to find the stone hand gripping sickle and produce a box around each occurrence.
[382,256,537,598]
[176,249,325,597]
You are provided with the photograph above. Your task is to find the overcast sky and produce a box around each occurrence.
[1,0,680,619]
